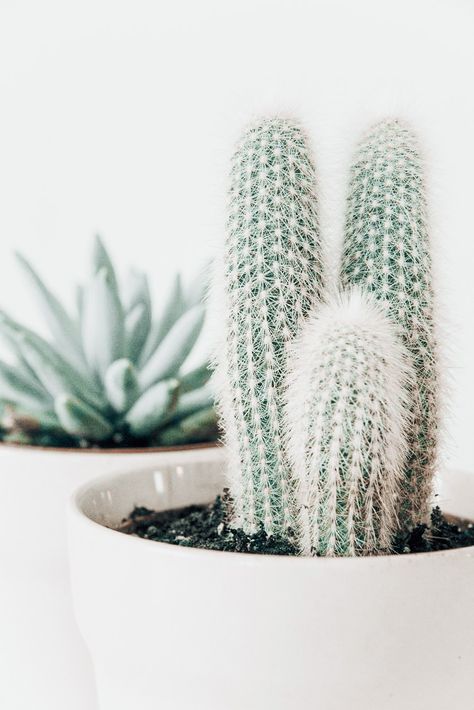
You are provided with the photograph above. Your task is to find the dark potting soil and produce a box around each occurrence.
[118,493,474,556]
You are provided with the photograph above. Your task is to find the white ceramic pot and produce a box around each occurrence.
[69,458,474,710]
[0,442,222,710]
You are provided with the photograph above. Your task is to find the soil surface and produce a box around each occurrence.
[118,493,474,556]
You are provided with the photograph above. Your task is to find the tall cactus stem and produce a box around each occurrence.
[215,117,324,536]
[340,119,439,528]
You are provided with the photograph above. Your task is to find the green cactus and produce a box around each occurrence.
[0,237,217,448]
[215,117,325,536]
[285,290,412,556]
[340,119,439,528]
[213,114,444,557]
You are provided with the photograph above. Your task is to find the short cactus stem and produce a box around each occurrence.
[340,119,439,528]
[216,117,324,537]
[285,290,413,557]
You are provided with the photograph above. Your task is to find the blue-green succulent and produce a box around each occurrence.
[0,237,217,447]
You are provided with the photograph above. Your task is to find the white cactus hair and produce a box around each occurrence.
[285,289,414,556]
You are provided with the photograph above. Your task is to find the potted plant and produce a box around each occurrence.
[0,237,221,710]
[68,119,474,710]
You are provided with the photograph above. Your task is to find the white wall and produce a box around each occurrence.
[0,0,472,469]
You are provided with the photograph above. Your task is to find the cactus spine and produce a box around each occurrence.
[340,119,439,528]
[285,290,413,556]
[216,118,324,536]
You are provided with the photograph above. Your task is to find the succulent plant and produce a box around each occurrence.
[0,237,217,447]
[285,290,413,556]
[214,117,325,537]
[340,119,439,528]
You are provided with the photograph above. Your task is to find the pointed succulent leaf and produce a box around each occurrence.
[0,310,49,350]
[139,305,205,390]
[76,284,84,323]
[15,252,86,372]
[184,261,210,308]
[81,267,125,378]
[179,361,211,394]
[0,360,51,411]
[0,311,74,389]
[172,382,214,422]
[18,333,104,411]
[0,316,47,387]
[156,406,218,446]
[54,393,113,441]
[139,273,185,366]
[125,303,150,363]
[0,331,40,385]
[104,359,139,413]
[92,235,119,293]
[125,378,179,437]
[122,269,152,314]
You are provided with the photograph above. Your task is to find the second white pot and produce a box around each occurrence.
[69,456,474,710]
[0,442,222,710]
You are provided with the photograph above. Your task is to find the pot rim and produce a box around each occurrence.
[69,464,474,564]
[0,439,220,456]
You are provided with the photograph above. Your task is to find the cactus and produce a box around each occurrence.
[285,290,413,556]
[340,119,439,527]
[213,115,443,556]
[0,237,217,447]
[215,117,325,537]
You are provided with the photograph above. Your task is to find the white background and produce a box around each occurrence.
[0,0,472,469]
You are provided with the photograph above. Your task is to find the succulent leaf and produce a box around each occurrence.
[81,267,125,378]
[0,315,49,387]
[18,332,104,411]
[55,394,113,441]
[125,303,150,363]
[171,382,213,422]
[122,269,152,315]
[157,406,218,446]
[104,358,139,413]
[92,235,119,293]
[0,360,51,411]
[15,252,85,372]
[179,361,211,393]
[76,284,84,324]
[139,273,185,366]
[125,378,180,437]
[185,261,210,308]
[139,304,205,390]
